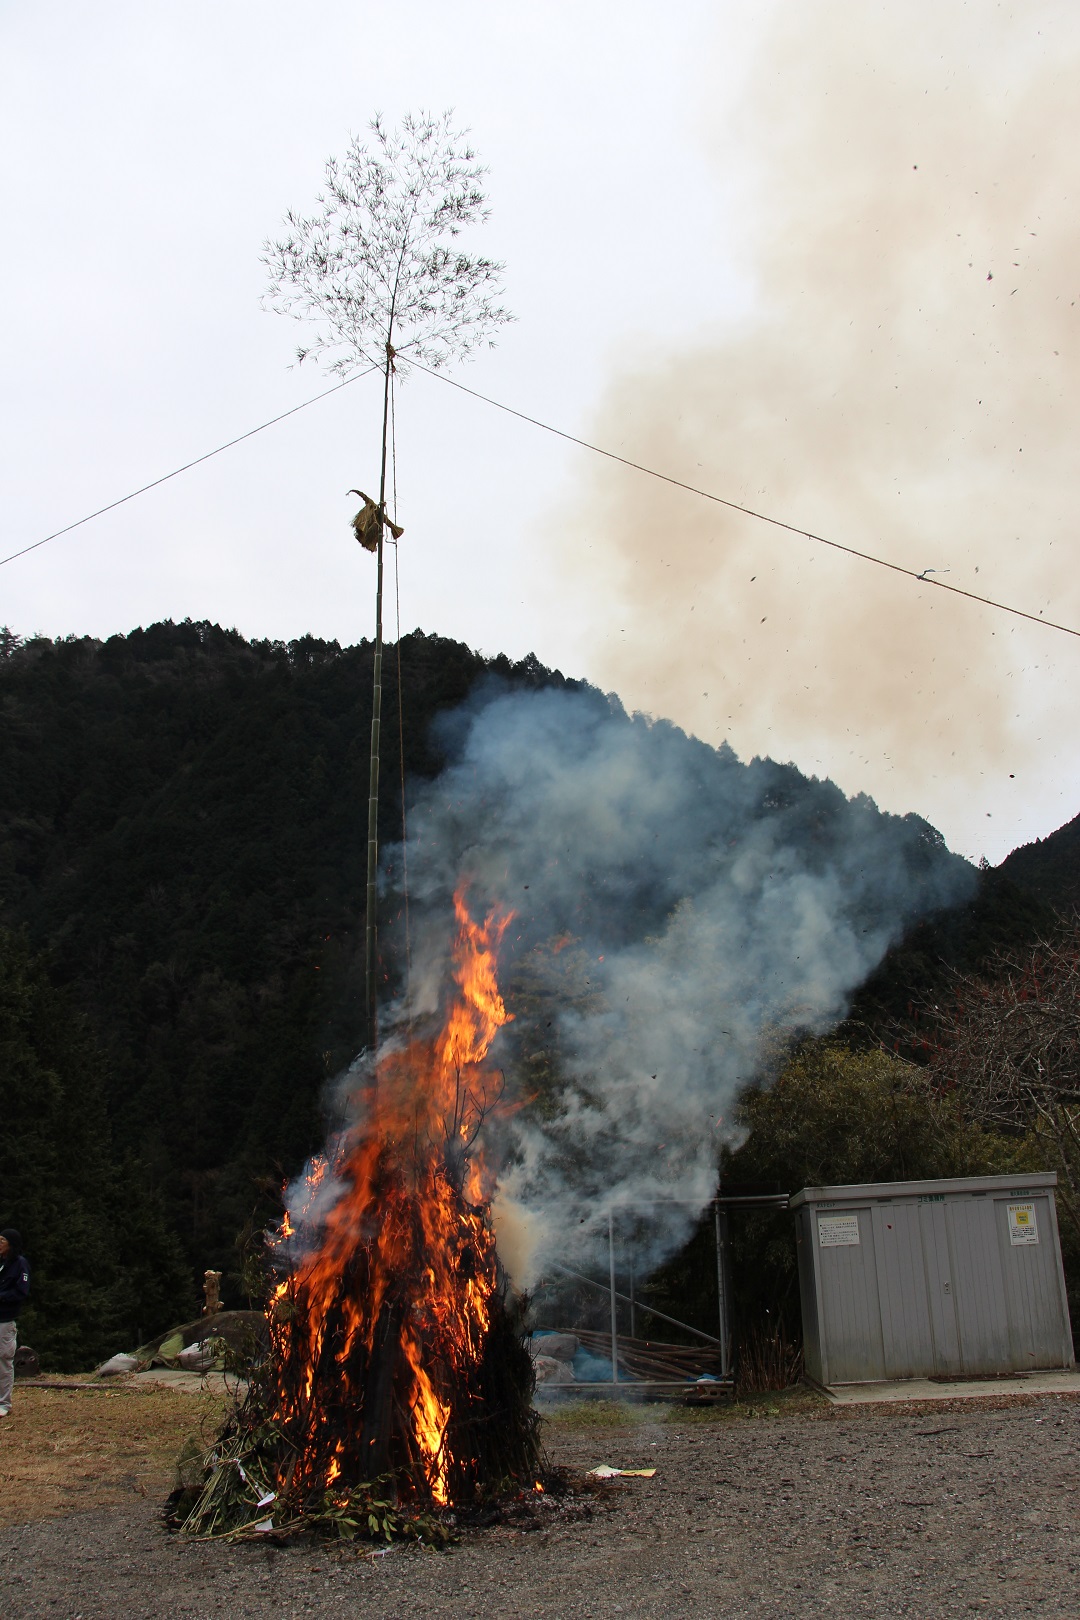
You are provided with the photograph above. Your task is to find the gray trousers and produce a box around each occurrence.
[0,1321,16,1407]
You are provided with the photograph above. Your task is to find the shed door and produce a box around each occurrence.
[871,1200,968,1377]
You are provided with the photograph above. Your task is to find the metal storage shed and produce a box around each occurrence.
[792,1172,1074,1387]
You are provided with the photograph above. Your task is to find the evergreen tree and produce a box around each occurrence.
[0,929,192,1368]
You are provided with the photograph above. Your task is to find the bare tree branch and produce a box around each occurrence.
[911,922,1080,1243]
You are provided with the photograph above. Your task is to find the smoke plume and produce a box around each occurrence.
[554,0,1080,859]
[379,680,973,1284]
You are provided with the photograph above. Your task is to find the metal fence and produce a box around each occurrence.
[529,1192,788,1395]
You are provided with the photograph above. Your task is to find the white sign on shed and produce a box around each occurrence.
[818,1213,860,1247]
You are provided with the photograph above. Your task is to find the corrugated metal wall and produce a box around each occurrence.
[793,1175,1074,1386]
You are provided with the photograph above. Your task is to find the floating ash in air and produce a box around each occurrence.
[265,888,540,1508]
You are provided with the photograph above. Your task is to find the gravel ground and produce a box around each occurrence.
[2,1391,1078,1618]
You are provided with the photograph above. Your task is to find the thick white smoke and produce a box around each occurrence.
[553,0,1080,862]
[382,680,974,1285]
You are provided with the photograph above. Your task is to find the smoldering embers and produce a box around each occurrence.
[381,681,974,1281]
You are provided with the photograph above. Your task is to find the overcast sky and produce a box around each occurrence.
[3,0,1077,865]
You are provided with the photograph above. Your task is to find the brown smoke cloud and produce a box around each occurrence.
[557,0,1080,856]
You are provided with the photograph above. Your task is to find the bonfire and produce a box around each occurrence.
[176,889,542,1540]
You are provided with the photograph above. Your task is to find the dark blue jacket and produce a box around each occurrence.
[0,1252,30,1321]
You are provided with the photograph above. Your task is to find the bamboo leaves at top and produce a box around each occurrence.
[261,111,512,375]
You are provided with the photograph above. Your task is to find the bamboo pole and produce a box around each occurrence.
[364,346,394,1056]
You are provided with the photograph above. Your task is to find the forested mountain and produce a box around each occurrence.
[0,622,580,1359]
[0,619,1071,1365]
[998,811,1080,919]
[843,861,1057,1040]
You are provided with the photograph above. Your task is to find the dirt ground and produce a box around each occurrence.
[1,1384,1078,1618]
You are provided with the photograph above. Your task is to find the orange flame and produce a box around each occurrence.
[267,886,515,1507]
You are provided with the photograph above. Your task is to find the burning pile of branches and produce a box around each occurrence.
[174,889,542,1541]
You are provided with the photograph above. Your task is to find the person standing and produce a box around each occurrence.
[0,1228,30,1416]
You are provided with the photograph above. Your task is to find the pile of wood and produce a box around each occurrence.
[572,1327,724,1383]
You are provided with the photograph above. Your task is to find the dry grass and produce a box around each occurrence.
[0,1384,225,1527]
[735,1322,804,1395]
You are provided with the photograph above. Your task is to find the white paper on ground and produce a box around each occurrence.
[586,1465,657,1479]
